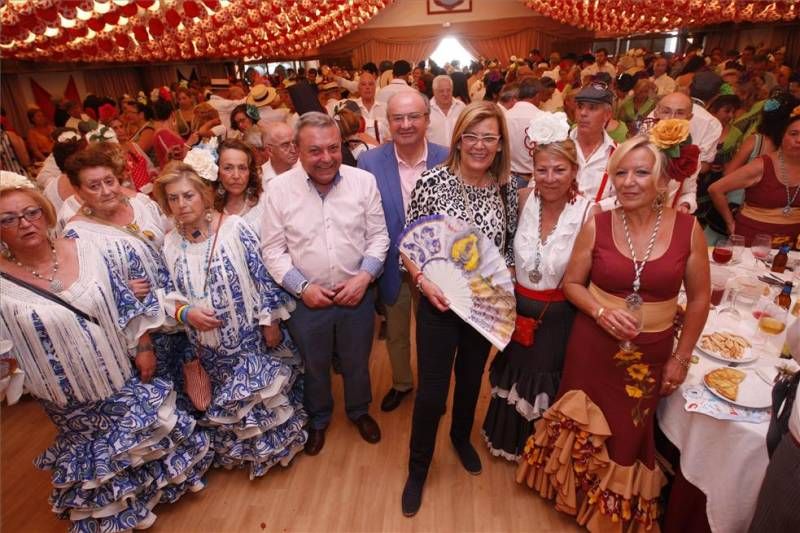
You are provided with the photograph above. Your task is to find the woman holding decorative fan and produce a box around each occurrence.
[516,132,710,531]
[155,162,308,479]
[400,101,518,516]
[482,112,594,462]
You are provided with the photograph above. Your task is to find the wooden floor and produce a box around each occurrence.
[1,322,580,533]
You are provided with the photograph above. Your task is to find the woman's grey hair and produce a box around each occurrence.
[293,112,338,144]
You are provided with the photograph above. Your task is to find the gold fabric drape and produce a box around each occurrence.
[320,16,592,66]
[84,68,145,101]
[1,74,30,137]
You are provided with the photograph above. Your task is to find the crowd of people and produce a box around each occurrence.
[1,41,800,533]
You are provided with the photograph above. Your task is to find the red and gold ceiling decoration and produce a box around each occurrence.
[525,0,798,35]
[0,0,392,63]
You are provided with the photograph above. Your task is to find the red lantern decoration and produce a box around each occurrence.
[183,1,202,18]
[133,24,149,42]
[115,32,131,48]
[203,0,221,11]
[136,0,156,9]
[103,10,120,26]
[148,17,164,37]
[121,2,138,17]
[87,18,105,33]
[165,8,181,27]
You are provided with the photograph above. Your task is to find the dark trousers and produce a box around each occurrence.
[286,290,375,430]
[408,297,492,480]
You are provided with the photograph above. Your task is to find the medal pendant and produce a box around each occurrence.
[528,270,542,283]
[784,206,792,216]
[50,279,64,293]
[625,292,643,307]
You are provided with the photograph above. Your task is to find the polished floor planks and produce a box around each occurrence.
[1,325,580,533]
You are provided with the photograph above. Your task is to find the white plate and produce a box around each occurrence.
[703,368,773,409]
[696,332,758,364]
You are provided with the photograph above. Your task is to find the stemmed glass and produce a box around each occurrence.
[712,238,733,264]
[729,234,745,264]
[717,287,741,320]
[620,298,644,353]
[752,234,772,266]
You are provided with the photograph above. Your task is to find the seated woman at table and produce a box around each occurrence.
[482,113,594,461]
[516,134,710,532]
[0,172,212,532]
[155,162,307,478]
[708,97,800,247]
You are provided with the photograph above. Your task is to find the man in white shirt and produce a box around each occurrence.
[260,121,299,187]
[570,84,618,211]
[261,112,389,456]
[505,78,548,189]
[651,91,721,213]
[426,75,466,148]
[650,56,677,97]
[357,91,449,412]
[376,60,416,106]
[353,71,389,143]
[580,48,617,82]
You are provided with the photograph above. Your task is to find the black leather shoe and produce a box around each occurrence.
[452,440,482,475]
[304,427,326,456]
[402,475,425,517]
[380,388,412,412]
[353,414,381,443]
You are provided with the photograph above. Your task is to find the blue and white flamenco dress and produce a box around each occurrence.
[164,215,307,479]
[0,239,214,533]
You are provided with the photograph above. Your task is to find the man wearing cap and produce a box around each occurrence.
[580,48,616,82]
[261,112,390,455]
[569,83,618,211]
[261,121,300,187]
[426,75,466,148]
[357,91,448,412]
[376,60,417,106]
[318,81,343,116]
[506,78,549,189]
[650,56,677,97]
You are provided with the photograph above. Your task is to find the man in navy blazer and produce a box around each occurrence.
[358,90,450,412]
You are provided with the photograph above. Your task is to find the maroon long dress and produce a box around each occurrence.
[735,154,800,247]
[517,211,694,533]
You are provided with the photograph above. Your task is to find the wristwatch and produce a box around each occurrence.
[297,280,310,298]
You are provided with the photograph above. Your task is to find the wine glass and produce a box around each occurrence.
[717,287,741,320]
[619,299,644,353]
[712,238,733,264]
[729,234,745,264]
[752,234,772,266]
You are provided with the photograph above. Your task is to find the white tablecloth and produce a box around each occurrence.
[657,248,799,533]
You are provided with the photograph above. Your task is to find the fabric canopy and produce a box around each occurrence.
[319,16,593,67]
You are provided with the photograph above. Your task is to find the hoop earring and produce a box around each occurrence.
[568,179,579,204]
[205,209,214,223]
[216,185,226,198]
[652,191,667,211]
[0,240,10,259]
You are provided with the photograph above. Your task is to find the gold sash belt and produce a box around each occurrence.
[739,203,800,225]
[589,283,677,333]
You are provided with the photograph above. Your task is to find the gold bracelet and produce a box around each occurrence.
[671,352,691,369]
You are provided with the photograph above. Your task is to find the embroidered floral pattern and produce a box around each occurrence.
[614,349,657,426]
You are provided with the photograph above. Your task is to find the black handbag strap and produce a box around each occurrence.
[0,271,99,325]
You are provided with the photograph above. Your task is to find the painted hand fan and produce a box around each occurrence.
[399,214,516,350]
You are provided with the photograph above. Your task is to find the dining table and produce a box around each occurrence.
[657,246,800,533]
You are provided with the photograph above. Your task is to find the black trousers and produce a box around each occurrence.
[408,297,492,480]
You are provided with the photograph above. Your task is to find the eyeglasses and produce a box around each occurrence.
[461,133,501,146]
[655,105,691,119]
[0,207,44,228]
[388,112,428,124]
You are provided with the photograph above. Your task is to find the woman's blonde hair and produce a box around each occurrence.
[606,135,668,189]
[0,188,57,229]
[153,161,215,216]
[444,101,511,185]
[532,139,579,170]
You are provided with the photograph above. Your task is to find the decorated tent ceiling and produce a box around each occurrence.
[0,0,392,63]
[524,0,798,35]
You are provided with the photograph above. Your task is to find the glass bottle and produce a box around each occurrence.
[774,281,793,310]
[771,244,790,273]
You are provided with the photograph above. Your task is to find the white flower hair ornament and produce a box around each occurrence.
[87,125,118,144]
[524,112,571,154]
[56,130,82,144]
[0,171,36,192]
[183,146,219,183]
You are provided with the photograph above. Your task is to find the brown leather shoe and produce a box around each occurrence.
[304,427,326,455]
[353,414,381,443]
